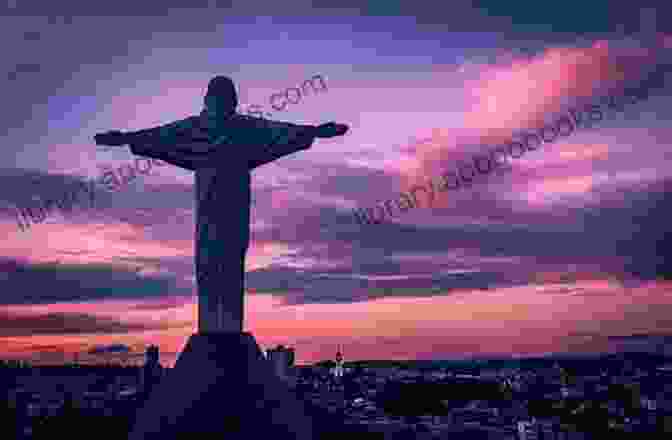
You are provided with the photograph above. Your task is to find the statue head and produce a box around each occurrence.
[204,76,238,116]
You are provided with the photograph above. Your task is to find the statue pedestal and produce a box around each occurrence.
[128,332,318,440]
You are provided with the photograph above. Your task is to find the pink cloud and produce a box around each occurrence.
[3,278,672,365]
[402,39,659,189]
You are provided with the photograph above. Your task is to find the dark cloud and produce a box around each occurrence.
[0,167,100,219]
[607,333,672,342]
[22,30,41,41]
[245,168,671,304]
[0,257,191,305]
[471,1,670,37]
[246,247,526,306]
[606,333,672,355]
[581,178,672,282]
[1,0,656,39]
[7,63,41,81]
[0,167,195,231]
[0,310,175,337]
[129,296,193,311]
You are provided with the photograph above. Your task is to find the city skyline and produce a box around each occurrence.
[1,2,672,367]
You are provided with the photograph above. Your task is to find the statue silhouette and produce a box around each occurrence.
[95,76,348,333]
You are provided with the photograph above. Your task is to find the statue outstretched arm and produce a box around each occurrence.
[246,124,317,170]
[126,117,204,145]
[246,120,348,170]
[94,116,206,149]
[95,116,215,171]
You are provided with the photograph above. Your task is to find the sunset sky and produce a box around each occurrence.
[1,1,671,367]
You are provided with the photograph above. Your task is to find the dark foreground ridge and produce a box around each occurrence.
[128,332,342,440]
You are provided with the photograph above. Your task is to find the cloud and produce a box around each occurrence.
[0,167,99,221]
[606,333,672,354]
[607,333,672,343]
[0,4,670,345]
[404,39,665,188]
[0,257,191,305]
[0,167,195,230]
[0,310,174,337]
[248,265,499,305]
[244,166,671,305]
[581,177,672,282]
[2,1,654,36]
[128,296,193,311]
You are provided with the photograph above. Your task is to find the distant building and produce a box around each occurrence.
[331,346,344,378]
[140,345,163,398]
[146,345,159,365]
[641,395,657,410]
[266,345,295,382]
[517,419,539,440]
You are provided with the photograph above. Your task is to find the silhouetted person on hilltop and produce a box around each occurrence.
[95,76,348,333]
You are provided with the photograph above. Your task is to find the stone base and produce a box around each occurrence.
[128,332,318,440]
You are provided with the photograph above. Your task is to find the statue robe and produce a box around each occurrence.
[128,110,317,332]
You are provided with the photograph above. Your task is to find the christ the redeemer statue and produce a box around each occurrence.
[95,76,348,333]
